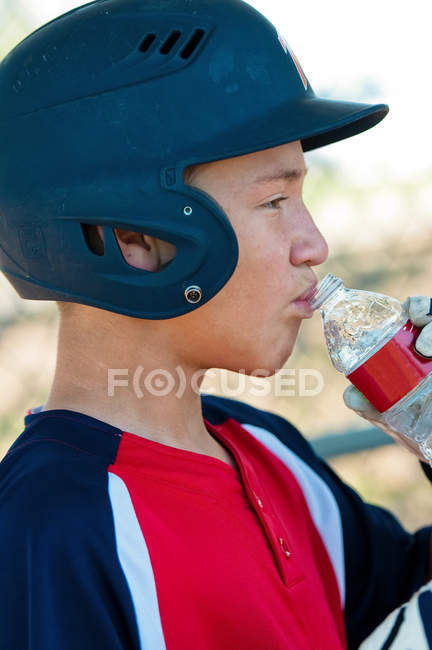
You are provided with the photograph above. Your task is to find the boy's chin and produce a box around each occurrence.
[221,366,282,379]
[214,340,296,377]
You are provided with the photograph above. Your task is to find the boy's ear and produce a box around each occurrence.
[95,226,176,272]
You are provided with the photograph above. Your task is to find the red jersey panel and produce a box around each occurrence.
[108,417,345,650]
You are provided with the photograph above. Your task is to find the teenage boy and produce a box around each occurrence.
[0,1,431,649]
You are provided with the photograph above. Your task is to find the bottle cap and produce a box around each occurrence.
[309,273,344,310]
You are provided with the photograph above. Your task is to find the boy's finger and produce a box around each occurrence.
[407,296,432,327]
[343,385,372,412]
[343,385,383,424]
[415,321,432,358]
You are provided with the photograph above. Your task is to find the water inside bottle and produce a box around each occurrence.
[310,273,407,374]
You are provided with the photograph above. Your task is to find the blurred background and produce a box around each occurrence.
[0,0,431,529]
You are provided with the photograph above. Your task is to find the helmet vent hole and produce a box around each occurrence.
[160,30,182,55]
[139,33,156,53]
[81,224,104,256]
[114,229,177,273]
[180,29,206,59]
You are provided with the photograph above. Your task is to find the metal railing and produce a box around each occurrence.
[310,427,393,459]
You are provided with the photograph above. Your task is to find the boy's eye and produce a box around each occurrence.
[262,197,288,210]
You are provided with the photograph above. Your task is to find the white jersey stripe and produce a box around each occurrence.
[108,472,167,650]
[241,423,346,607]
[359,582,431,649]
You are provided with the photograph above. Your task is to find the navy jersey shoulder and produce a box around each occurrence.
[0,412,140,650]
[1,400,431,650]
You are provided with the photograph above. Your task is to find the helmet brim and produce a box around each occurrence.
[298,97,389,152]
[189,97,389,165]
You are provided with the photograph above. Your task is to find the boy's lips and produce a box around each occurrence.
[290,281,318,319]
[293,281,318,304]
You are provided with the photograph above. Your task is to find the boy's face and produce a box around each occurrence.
[171,139,329,375]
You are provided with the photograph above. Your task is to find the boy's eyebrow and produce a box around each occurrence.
[251,167,308,186]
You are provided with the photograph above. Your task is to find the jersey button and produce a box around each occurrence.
[252,491,264,509]
[279,537,291,558]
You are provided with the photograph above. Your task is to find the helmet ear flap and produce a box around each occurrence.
[7,185,238,319]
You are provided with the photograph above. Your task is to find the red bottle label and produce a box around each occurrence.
[347,320,432,413]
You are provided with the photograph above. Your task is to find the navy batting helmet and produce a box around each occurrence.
[0,0,388,319]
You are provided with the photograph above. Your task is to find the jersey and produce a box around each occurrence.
[0,394,430,650]
[359,578,432,649]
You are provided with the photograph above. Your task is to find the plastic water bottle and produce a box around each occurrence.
[309,273,432,463]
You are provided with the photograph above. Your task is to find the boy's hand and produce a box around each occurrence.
[343,296,432,460]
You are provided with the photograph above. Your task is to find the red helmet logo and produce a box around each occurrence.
[277,31,308,91]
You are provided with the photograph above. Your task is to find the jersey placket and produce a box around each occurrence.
[214,425,305,589]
